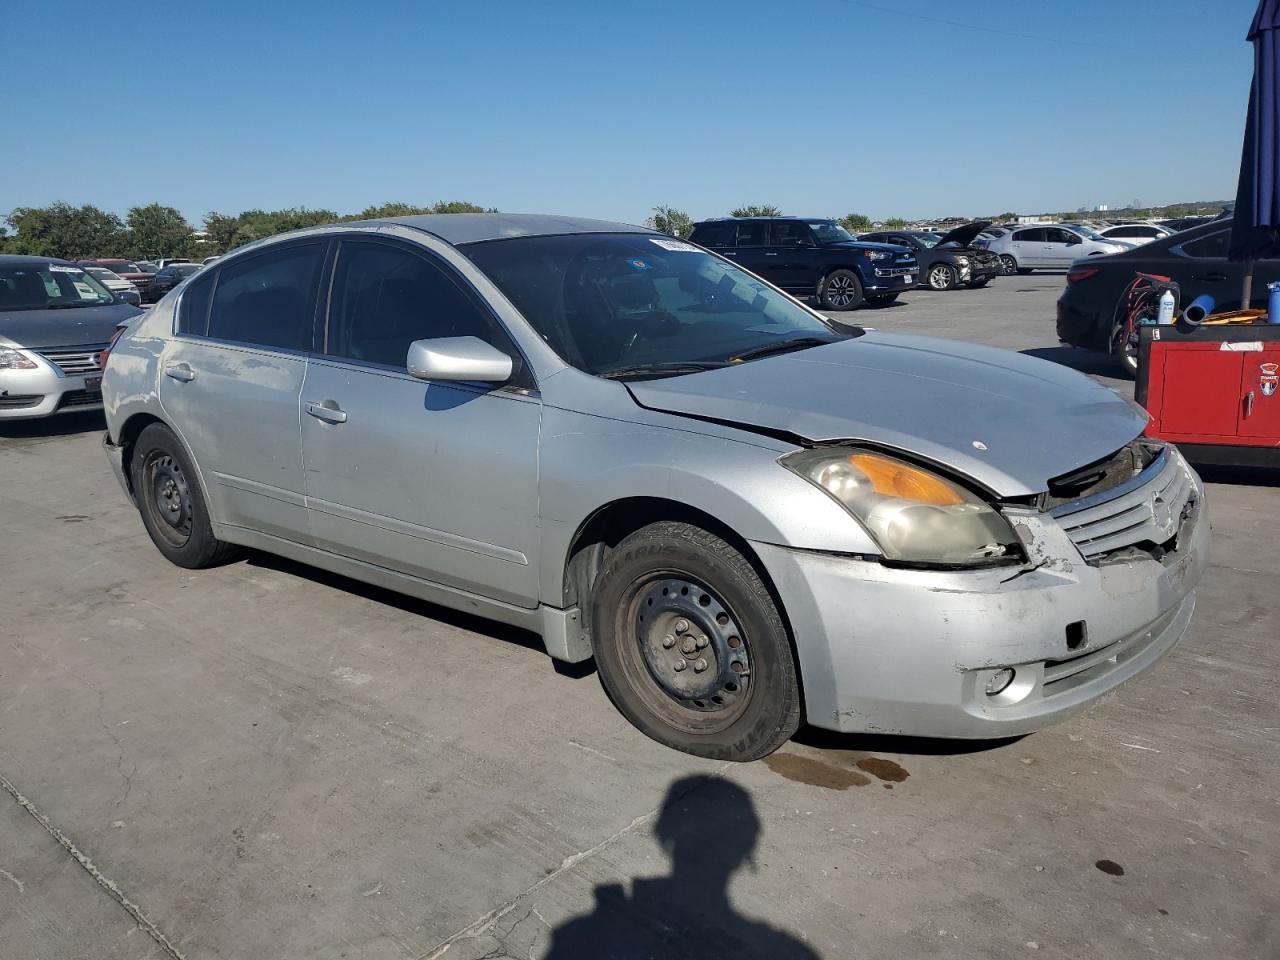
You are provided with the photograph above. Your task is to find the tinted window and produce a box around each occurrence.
[206,242,323,351]
[1013,228,1044,242]
[767,221,813,246]
[326,240,505,369]
[178,271,215,335]
[734,221,766,246]
[1178,230,1229,259]
[861,233,886,243]
[689,223,733,248]
[1108,226,1152,238]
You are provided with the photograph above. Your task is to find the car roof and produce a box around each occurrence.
[348,212,653,245]
[0,254,76,267]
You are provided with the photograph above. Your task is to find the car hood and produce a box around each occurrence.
[0,302,143,349]
[626,333,1145,497]
[823,240,904,253]
[934,221,991,247]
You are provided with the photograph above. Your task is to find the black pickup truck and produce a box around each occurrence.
[689,217,918,310]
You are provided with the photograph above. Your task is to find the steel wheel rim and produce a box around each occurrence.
[623,575,752,731]
[929,265,951,289]
[144,453,193,547]
[827,274,855,307]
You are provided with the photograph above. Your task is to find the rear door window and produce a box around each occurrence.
[177,270,216,335]
[206,242,324,351]
[1014,228,1045,243]
[734,221,766,247]
[689,222,733,248]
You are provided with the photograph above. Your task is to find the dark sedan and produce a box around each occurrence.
[860,223,1002,290]
[150,261,203,297]
[1056,219,1280,370]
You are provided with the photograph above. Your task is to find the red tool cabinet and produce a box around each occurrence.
[1137,325,1280,466]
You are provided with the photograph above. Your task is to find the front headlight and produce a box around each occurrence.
[782,447,1021,566]
[864,251,892,261]
[0,347,38,370]
[954,256,970,267]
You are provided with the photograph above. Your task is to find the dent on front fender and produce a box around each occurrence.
[534,405,879,605]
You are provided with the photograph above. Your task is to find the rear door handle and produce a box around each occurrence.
[163,362,195,382]
[305,399,348,424]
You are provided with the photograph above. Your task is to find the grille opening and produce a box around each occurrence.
[1066,621,1088,651]
[1044,440,1163,509]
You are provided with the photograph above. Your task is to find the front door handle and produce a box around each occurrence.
[305,399,348,424]
[163,362,195,382]
[765,252,779,256]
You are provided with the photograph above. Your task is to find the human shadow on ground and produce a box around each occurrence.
[544,775,821,959]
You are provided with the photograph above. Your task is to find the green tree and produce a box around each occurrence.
[839,213,871,233]
[202,212,242,253]
[430,200,490,214]
[125,203,195,260]
[882,217,909,228]
[355,202,435,219]
[646,205,694,239]
[4,202,125,259]
[730,204,782,218]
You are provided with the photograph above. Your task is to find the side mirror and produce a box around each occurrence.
[407,336,513,383]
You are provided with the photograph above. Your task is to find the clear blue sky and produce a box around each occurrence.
[2,0,1259,226]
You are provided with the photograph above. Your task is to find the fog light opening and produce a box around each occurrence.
[985,668,1016,697]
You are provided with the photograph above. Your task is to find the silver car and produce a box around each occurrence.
[987,224,1131,274]
[100,214,1208,761]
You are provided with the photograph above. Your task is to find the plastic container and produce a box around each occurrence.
[1269,281,1280,324]
[1157,289,1176,325]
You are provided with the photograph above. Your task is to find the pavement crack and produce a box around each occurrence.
[0,771,187,960]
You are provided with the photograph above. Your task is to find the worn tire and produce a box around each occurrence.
[927,263,956,290]
[818,269,864,310]
[590,522,801,761]
[130,423,240,569]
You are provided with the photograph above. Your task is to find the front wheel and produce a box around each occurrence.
[818,269,864,310]
[999,255,1018,275]
[130,423,240,569]
[927,263,956,290]
[590,522,802,761]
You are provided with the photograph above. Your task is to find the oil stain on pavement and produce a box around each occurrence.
[762,750,909,790]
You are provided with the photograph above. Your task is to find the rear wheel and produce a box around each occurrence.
[1110,322,1140,376]
[590,522,801,761]
[818,269,864,310]
[927,263,956,290]
[131,423,240,569]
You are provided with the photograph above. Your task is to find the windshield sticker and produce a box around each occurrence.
[48,264,81,273]
[626,258,652,271]
[72,281,99,299]
[650,238,700,253]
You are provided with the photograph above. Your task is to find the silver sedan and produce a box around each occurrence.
[100,214,1207,760]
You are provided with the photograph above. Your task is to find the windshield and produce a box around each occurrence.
[806,221,856,245]
[135,262,158,273]
[0,264,116,311]
[914,234,942,248]
[174,263,202,276]
[462,233,846,377]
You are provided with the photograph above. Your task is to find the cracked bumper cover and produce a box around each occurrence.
[751,491,1208,738]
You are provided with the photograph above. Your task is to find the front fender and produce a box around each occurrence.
[536,404,877,605]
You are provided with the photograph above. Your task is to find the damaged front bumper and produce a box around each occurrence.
[752,471,1209,738]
